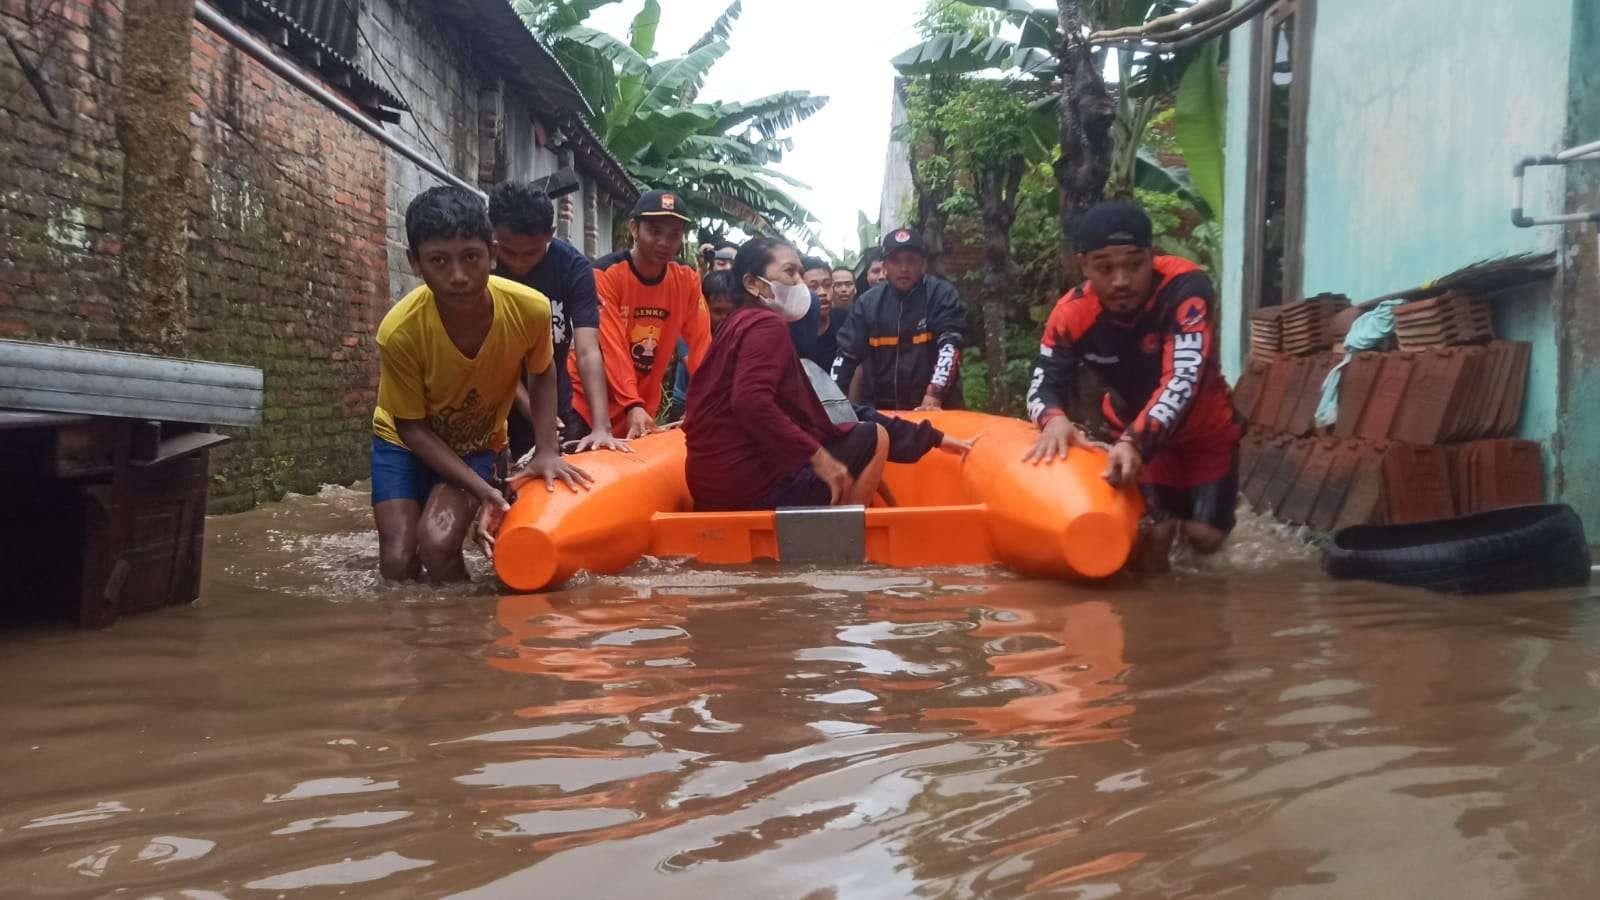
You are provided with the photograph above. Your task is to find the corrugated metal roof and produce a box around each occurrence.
[274,0,358,58]
[236,0,406,114]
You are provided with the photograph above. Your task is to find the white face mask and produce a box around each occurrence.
[758,277,813,323]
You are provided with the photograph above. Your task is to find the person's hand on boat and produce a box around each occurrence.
[514,451,595,494]
[472,490,512,558]
[572,427,631,454]
[625,406,664,440]
[1023,415,1093,464]
[809,447,853,504]
[939,435,974,458]
[1103,437,1142,487]
[915,391,943,412]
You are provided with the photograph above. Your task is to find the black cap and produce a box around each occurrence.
[630,188,692,223]
[1072,200,1153,253]
[880,227,926,257]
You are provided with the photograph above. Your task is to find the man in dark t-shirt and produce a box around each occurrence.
[488,182,626,456]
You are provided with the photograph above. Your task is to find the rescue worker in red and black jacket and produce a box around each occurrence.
[1024,201,1242,572]
[831,228,966,411]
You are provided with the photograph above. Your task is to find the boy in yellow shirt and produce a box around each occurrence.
[372,186,590,583]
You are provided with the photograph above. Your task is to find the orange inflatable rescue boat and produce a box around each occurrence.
[494,410,1145,592]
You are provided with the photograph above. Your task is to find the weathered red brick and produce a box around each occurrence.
[1,7,389,511]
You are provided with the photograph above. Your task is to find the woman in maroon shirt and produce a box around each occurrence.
[684,237,889,511]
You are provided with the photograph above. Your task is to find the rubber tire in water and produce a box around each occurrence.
[1322,503,1592,594]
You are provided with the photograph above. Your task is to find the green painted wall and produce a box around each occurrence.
[1299,0,1572,457]
[1220,0,1578,477]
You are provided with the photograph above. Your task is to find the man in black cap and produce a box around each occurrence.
[569,188,711,440]
[831,228,967,411]
[1023,200,1241,572]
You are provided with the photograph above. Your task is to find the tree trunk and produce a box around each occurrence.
[118,0,195,356]
[1053,0,1116,289]
[910,126,951,278]
[976,160,1026,412]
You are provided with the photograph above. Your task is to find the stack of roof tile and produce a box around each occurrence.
[1279,293,1350,356]
[1239,435,1391,530]
[1381,443,1457,524]
[1249,307,1284,361]
[1392,291,1494,351]
[1448,439,1544,514]
[1240,343,1531,445]
[1232,358,1271,422]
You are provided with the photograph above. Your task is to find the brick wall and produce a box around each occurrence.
[0,0,126,345]
[1,1,388,513]
[186,23,388,512]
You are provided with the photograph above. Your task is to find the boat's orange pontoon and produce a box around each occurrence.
[494,411,1144,592]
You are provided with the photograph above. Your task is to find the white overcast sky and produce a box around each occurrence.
[587,0,931,255]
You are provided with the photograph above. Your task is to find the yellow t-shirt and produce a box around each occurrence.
[373,276,553,455]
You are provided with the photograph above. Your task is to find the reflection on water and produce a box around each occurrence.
[1,484,1598,897]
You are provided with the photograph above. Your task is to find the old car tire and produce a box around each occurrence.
[1323,503,1592,594]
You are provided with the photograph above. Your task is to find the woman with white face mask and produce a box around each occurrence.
[683,237,890,511]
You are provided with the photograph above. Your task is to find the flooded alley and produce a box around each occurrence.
[2,487,1598,897]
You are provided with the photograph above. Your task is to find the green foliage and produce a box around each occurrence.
[890,1,1232,413]
[1174,39,1226,220]
[1134,188,1185,235]
[1009,163,1065,303]
[1144,107,1178,157]
[511,0,623,33]
[919,0,1003,38]
[1138,188,1220,271]
[960,325,1044,416]
[939,79,1032,171]
[517,1,826,236]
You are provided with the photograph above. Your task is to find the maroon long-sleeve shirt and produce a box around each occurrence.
[684,304,848,510]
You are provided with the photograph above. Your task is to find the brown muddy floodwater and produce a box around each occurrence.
[3,486,1600,898]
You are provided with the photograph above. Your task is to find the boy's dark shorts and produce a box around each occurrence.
[370,437,496,505]
[760,422,881,509]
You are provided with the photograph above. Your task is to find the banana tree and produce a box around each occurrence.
[515,1,828,236]
[893,1,1225,273]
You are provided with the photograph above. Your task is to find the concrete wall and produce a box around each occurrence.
[357,0,485,301]
[1555,0,1600,534]
[879,80,913,230]
[357,0,626,293]
[502,101,558,185]
[1220,0,1581,496]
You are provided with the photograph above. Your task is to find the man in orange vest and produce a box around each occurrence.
[568,189,712,440]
